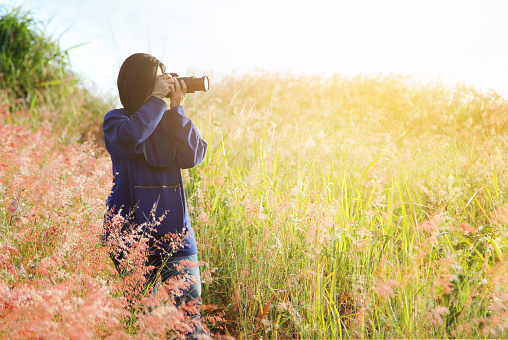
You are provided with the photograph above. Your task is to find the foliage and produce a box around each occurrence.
[2,64,508,338]
[0,5,110,145]
[0,6,71,100]
[184,73,508,338]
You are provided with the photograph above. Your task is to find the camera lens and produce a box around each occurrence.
[181,76,209,93]
[202,76,209,92]
[165,75,209,96]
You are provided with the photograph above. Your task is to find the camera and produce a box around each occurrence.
[165,73,209,96]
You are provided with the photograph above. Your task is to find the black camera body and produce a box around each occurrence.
[166,73,209,97]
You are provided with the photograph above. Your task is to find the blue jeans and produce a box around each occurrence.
[144,254,202,335]
[111,252,202,336]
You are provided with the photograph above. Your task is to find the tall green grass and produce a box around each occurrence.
[0,5,111,144]
[183,74,508,338]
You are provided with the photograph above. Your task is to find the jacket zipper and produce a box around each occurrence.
[134,184,181,191]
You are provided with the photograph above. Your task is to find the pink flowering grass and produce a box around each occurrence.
[0,94,216,339]
[0,102,129,338]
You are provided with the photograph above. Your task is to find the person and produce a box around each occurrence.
[102,53,208,336]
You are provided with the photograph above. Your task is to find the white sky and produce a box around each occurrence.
[6,0,508,98]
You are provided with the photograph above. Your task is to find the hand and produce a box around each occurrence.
[170,79,187,109]
[150,73,174,99]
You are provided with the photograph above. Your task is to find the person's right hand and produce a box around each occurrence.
[170,79,187,109]
[150,73,174,99]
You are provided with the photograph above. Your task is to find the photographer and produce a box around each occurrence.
[102,53,207,336]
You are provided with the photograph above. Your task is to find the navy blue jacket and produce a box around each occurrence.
[103,97,207,256]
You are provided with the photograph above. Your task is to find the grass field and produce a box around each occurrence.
[1,72,508,339]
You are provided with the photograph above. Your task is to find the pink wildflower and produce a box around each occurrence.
[374,279,400,298]
[429,305,450,324]
[459,222,476,235]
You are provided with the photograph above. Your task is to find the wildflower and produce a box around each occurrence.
[200,266,218,284]
[459,222,476,235]
[181,169,191,183]
[429,305,450,324]
[419,214,442,235]
[276,302,289,311]
[196,210,209,226]
[427,236,438,244]
[490,207,508,225]
[374,279,400,298]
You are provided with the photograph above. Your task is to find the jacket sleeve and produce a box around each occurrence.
[167,105,208,169]
[103,97,168,158]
